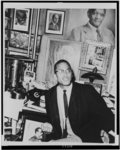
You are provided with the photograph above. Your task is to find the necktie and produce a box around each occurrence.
[62,90,68,138]
[96,29,103,42]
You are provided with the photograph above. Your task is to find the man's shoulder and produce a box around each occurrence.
[46,84,57,93]
[29,136,37,141]
[72,23,90,32]
[74,81,93,89]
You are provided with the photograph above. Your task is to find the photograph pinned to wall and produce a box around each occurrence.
[80,40,112,74]
[13,8,30,32]
[45,9,65,35]
[9,30,29,50]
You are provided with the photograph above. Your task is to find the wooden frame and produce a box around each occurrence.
[45,9,65,35]
[80,40,112,74]
[13,8,30,32]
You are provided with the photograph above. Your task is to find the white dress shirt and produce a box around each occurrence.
[88,22,99,40]
[57,84,81,140]
[57,84,72,132]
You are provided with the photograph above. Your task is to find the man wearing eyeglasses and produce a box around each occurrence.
[44,59,114,143]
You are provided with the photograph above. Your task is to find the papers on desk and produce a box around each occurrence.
[24,103,46,114]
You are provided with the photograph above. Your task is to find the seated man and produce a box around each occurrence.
[44,59,114,143]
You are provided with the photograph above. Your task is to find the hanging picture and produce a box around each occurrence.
[13,8,30,32]
[45,9,65,35]
[9,30,29,50]
[80,40,112,74]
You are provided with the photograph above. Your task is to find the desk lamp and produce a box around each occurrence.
[81,67,104,83]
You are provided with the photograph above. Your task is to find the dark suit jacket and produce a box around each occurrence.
[45,82,114,143]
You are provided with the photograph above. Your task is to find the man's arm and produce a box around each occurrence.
[68,27,81,41]
[79,85,114,143]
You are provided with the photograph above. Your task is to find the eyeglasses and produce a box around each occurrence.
[56,68,71,74]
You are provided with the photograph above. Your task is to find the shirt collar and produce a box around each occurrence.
[88,22,100,32]
[58,83,73,92]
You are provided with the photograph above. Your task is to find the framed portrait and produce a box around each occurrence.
[9,30,29,50]
[23,119,44,142]
[80,40,112,74]
[85,82,102,95]
[13,8,30,32]
[45,9,65,35]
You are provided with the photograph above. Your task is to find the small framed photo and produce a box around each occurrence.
[85,82,102,95]
[80,40,112,74]
[13,8,30,32]
[23,119,44,142]
[45,9,65,35]
[24,69,35,82]
[9,30,29,50]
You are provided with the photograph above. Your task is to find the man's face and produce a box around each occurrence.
[89,9,105,28]
[55,62,72,86]
[36,128,43,139]
[53,14,59,24]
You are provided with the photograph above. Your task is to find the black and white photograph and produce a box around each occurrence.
[80,40,112,74]
[1,1,119,149]
[13,8,30,32]
[23,119,43,142]
[9,30,29,49]
[45,9,65,35]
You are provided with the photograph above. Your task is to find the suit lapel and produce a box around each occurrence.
[68,82,77,112]
[52,86,60,122]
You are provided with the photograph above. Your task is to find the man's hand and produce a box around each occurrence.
[41,122,53,133]
[100,130,110,143]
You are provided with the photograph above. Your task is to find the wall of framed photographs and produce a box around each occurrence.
[5,8,116,93]
[5,8,69,72]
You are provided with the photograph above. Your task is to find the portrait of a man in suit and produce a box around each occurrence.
[69,9,115,47]
[48,13,61,31]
